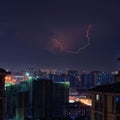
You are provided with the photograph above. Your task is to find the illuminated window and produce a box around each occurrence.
[96,94,99,100]
[95,94,104,111]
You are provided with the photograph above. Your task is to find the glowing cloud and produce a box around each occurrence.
[50,25,92,55]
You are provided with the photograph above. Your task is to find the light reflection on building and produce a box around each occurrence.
[69,96,92,106]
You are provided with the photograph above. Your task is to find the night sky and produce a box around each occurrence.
[0,0,120,71]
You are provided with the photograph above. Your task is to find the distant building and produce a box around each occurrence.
[49,73,67,82]
[67,70,79,87]
[90,71,115,86]
[80,73,94,89]
[80,71,115,89]
[89,82,120,120]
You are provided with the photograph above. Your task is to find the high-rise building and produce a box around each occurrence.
[5,76,32,120]
[67,70,79,87]
[6,84,21,119]
[80,73,94,89]
[89,82,120,120]
[16,91,29,120]
[90,71,115,86]
[49,73,67,82]
[32,79,53,119]
[0,68,11,120]
[53,82,70,118]
[89,73,120,120]
[5,75,70,119]
[80,71,115,89]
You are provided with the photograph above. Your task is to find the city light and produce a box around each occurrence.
[80,99,92,106]
[69,96,92,106]
[25,72,30,76]
[5,75,17,86]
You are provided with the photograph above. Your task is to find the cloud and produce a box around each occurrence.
[47,25,92,55]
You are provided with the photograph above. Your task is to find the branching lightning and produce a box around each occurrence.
[51,25,92,55]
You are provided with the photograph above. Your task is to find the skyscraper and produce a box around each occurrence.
[53,82,70,118]
[16,91,29,120]
[32,79,53,119]
[6,84,21,119]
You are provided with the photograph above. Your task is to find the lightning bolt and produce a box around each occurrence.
[51,25,92,55]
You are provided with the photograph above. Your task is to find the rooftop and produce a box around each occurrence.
[88,82,120,94]
[0,68,11,74]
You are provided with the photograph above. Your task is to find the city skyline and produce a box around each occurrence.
[0,1,120,71]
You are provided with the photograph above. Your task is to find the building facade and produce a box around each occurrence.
[89,83,120,120]
[53,82,70,118]
[32,79,53,119]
